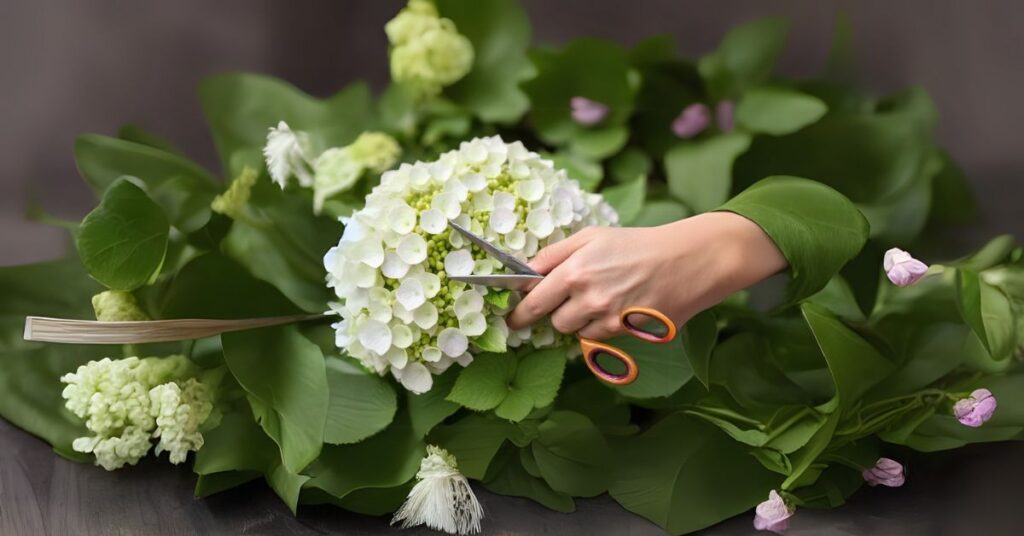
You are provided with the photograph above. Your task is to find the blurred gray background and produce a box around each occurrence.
[1,0,1021,266]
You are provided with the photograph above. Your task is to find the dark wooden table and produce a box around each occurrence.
[1,418,1020,535]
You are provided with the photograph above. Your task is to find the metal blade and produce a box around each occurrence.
[448,220,539,276]
[448,274,544,291]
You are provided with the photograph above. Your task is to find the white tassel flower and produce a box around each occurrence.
[263,120,314,188]
[392,445,483,535]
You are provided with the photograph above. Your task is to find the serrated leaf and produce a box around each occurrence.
[447,353,517,411]
[76,178,169,291]
[448,349,568,421]
[483,443,575,512]
[483,289,512,309]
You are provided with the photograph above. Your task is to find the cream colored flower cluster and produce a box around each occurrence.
[385,0,474,98]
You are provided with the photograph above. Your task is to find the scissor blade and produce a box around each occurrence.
[449,274,544,291]
[448,220,540,276]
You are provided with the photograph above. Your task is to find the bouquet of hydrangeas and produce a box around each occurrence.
[3,1,1023,535]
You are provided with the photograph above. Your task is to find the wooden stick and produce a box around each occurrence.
[23,314,325,345]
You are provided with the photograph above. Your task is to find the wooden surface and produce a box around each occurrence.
[1,418,1021,535]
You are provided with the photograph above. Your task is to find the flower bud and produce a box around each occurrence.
[671,103,711,138]
[862,457,905,487]
[954,388,998,427]
[753,490,793,534]
[92,290,149,322]
[386,0,474,98]
[570,96,609,126]
[883,248,929,287]
[716,100,735,132]
[211,166,257,219]
[348,131,402,173]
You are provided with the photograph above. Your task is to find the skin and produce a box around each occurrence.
[506,211,788,339]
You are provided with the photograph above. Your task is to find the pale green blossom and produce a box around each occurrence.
[349,132,402,173]
[60,355,216,470]
[313,132,402,214]
[386,0,474,98]
[91,290,149,322]
[211,166,258,219]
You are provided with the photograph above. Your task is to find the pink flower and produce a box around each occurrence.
[883,248,929,287]
[753,490,793,534]
[954,388,998,427]
[570,96,609,126]
[862,458,906,487]
[671,103,711,138]
[716,100,735,132]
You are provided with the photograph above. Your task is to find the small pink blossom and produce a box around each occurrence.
[570,96,609,126]
[671,103,711,138]
[954,388,998,427]
[716,100,735,132]
[883,248,929,287]
[862,458,905,487]
[753,490,793,534]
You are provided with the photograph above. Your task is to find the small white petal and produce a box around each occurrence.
[416,271,442,298]
[384,347,409,369]
[429,161,453,182]
[388,203,418,234]
[445,178,469,202]
[463,173,487,192]
[420,209,448,234]
[398,362,433,394]
[454,290,484,317]
[409,165,430,187]
[396,278,426,310]
[397,234,428,264]
[431,191,462,220]
[357,319,392,355]
[392,324,414,349]
[437,328,469,357]
[526,210,555,239]
[493,191,516,210]
[422,346,443,363]
[426,355,455,374]
[350,262,378,288]
[516,178,545,202]
[472,259,494,275]
[489,208,517,234]
[455,352,475,367]
[460,312,487,336]
[413,303,439,329]
[471,192,494,212]
[505,229,527,250]
[381,251,411,279]
[444,249,475,277]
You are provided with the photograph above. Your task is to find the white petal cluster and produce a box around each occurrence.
[325,135,618,393]
[392,445,484,535]
[263,121,314,188]
[60,356,215,470]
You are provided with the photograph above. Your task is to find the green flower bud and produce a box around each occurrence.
[92,290,149,322]
[348,131,401,173]
[210,166,257,219]
[386,0,474,98]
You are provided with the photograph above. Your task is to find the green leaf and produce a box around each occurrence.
[601,177,646,225]
[781,411,839,489]
[483,443,575,512]
[483,289,512,310]
[447,348,567,421]
[630,200,690,227]
[547,151,603,192]
[736,87,828,135]
[429,414,513,479]
[267,461,311,514]
[699,18,789,98]
[608,331,693,399]
[408,368,460,437]
[665,133,751,213]
[682,309,718,387]
[955,269,1016,361]
[801,303,894,412]
[608,148,652,183]
[200,73,373,177]
[532,411,611,496]
[76,178,169,291]
[306,412,425,501]
[523,39,634,159]
[609,414,780,534]
[473,325,508,353]
[556,378,631,428]
[718,176,869,303]
[436,0,534,123]
[323,357,397,444]
[193,408,276,475]
[221,325,328,473]
[158,253,302,319]
[74,134,218,233]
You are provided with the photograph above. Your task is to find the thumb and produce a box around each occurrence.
[528,227,595,275]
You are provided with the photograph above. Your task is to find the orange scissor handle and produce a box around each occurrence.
[580,306,676,385]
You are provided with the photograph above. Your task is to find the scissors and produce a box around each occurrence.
[446,221,676,386]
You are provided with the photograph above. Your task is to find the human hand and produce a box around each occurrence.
[506,211,788,339]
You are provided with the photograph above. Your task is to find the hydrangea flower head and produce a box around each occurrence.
[313,131,402,214]
[325,135,617,393]
[92,290,149,321]
[386,0,474,98]
[60,355,215,470]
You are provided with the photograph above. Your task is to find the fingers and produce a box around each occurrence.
[549,299,593,335]
[577,316,624,340]
[528,227,595,274]
[506,269,572,329]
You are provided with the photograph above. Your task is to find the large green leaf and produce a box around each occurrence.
[736,87,828,135]
[630,200,690,228]
[601,177,646,224]
[408,367,461,437]
[955,269,1016,361]
[699,18,789,99]
[221,325,328,473]
[483,443,575,512]
[628,35,703,158]
[718,176,869,303]
[665,133,751,213]
[74,134,219,233]
[429,413,513,480]
[200,73,374,177]
[436,0,533,123]
[447,348,568,421]
[531,411,611,497]
[608,330,694,399]
[323,357,397,445]
[192,406,275,498]
[158,253,301,319]
[609,414,780,534]
[522,39,634,159]
[681,308,719,387]
[76,178,169,291]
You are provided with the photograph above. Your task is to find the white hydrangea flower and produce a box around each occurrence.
[385,0,474,98]
[325,136,618,393]
[60,356,215,470]
[392,445,484,535]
